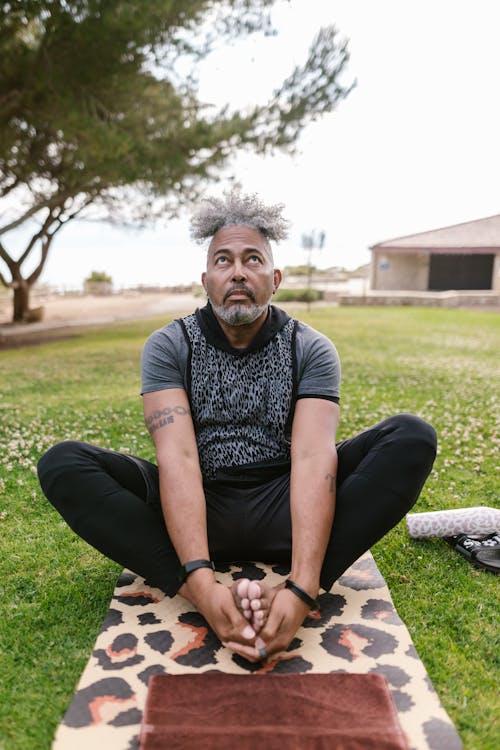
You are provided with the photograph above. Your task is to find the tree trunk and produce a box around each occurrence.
[12,280,31,322]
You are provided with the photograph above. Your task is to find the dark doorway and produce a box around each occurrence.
[428,254,494,290]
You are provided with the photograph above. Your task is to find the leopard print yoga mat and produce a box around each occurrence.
[53,553,462,750]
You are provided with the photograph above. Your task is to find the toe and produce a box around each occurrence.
[237,579,250,599]
[252,610,265,631]
[247,581,262,600]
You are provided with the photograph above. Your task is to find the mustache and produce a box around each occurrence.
[223,285,256,303]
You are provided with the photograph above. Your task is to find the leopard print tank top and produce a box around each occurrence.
[180,309,297,479]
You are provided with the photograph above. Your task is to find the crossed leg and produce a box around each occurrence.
[38,415,437,640]
[229,414,438,632]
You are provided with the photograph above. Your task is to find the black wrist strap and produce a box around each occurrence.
[178,559,215,584]
[285,579,319,611]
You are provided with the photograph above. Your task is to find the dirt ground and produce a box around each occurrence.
[0,291,201,347]
[0,290,201,325]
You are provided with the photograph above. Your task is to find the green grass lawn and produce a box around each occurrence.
[1,305,499,749]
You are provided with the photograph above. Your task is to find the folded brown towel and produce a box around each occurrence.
[140,672,409,749]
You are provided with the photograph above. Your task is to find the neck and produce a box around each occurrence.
[215,308,269,349]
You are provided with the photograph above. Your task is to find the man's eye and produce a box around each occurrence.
[248,255,261,264]
[215,256,228,265]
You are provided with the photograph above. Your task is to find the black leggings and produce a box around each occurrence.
[37,414,437,596]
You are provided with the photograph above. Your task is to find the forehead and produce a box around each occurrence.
[208,225,272,258]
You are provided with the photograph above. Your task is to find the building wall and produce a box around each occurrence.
[370,252,430,291]
[493,254,500,291]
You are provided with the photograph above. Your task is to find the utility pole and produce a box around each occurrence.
[301,230,326,310]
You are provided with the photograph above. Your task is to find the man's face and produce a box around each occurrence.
[202,226,282,326]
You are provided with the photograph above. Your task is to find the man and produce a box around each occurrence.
[38,190,437,664]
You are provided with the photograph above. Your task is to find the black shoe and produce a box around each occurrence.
[444,533,500,574]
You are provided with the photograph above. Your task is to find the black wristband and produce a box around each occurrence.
[178,559,215,584]
[285,579,319,611]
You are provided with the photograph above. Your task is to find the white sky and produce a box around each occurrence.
[8,0,500,290]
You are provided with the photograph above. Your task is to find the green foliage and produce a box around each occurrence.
[1,306,498,749]
[84,270,112,284]
[274,287,323,302]
[0,0,353,320]
[283,265,317,276]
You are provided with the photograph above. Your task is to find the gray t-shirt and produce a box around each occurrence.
[141,315,341,400]
[141,306,340,477]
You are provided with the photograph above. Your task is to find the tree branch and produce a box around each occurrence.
[0,239,16,275]
[27,234,55,285]
[0,268,11,288]
[24,194,97,286]
[16,209,56,267]
[0,202,48,237]
[0,188,73,236]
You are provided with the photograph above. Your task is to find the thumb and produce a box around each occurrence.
[259,602,285,644]
[224,599,256,640]
[241,624,256,640]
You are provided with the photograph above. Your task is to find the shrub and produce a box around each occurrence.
[274,288,323,303]
[84,271,113,295]
[84,271,112,284]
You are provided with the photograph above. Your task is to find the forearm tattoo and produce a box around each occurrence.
[145,405,191,435]
[325,472,336,493]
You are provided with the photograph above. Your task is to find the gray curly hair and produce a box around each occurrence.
[190,188,290,244]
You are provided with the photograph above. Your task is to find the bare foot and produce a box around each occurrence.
[231,578,279,633]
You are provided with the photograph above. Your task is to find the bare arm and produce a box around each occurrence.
[143,388,253,642]
[289,397,340,597]
[143,388,210,569]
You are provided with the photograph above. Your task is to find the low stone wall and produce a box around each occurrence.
[337,291,500,307]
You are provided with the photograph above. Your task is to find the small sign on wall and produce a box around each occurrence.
[379,255,389,271]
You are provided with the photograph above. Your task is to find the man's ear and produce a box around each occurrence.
[273,268,282,292]
[201,271,207,291]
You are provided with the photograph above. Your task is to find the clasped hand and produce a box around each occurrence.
[222,587,310,664]
[182,577,312,664]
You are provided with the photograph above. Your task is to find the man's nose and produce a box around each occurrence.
[232,260,247,281]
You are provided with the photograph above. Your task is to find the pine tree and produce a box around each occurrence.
[0,1,352,321]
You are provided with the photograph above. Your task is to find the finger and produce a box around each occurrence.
[258,603,285,643]
[231,617,257,641]
[255,633,291,662]
[222,595,256,635]
[223,610,256,640]
[255,633,289,661]
[217,594,256,642]
[223,640,261,663]
[241,624,256,639]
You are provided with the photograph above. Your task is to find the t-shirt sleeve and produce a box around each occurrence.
[140,321,188,395]
[295,322,341,402]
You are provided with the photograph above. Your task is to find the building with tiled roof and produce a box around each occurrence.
[370,215,500,291]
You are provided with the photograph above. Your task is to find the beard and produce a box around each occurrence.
[211,300,270,326]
